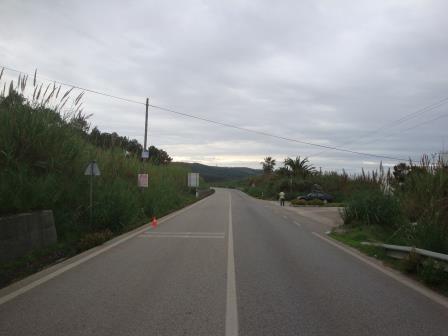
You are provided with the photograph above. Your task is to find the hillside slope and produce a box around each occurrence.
[0,90,199,287]
[181,162,261,182]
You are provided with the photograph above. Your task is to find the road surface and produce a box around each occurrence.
[1,188,447,335]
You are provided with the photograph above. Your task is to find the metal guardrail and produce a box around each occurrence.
[361,242,448,262]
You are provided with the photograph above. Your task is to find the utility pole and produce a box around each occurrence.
[144,97,149,151]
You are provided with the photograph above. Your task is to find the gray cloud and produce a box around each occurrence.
[1,0,447,171]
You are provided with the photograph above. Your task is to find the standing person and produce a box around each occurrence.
[279,191,285,206]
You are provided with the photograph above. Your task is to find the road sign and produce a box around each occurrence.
[141,150,149,159]
[84,161,101,176]
[188,173,199,187]
[138,174,149,188]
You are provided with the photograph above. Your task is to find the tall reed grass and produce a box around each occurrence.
[0,72,195,243]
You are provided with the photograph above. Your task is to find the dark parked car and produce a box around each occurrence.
[297,192,334,202]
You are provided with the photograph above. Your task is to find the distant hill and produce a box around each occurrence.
[181,163,262,182]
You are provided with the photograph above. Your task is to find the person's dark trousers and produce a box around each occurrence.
[280,199,285,206]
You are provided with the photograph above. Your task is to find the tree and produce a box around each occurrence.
[283,156,315,178]
[392,162,410,184]
[148,145,172,165]
[69,113,90,134]
[261,157,276,174]
[126,139,142,156]
[276,166,290,176]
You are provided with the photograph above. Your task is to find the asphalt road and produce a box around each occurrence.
[1,188,448,335]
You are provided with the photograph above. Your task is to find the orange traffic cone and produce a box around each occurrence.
[151,216,158,229]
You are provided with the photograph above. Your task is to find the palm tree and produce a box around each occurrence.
[283,156,315,178]
[261,157,276,174]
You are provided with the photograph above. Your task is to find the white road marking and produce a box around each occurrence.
[312,232,448,309]
[142,231,225,236]
[283,215,288,220]
[139,234,224,239]
[294,221,301,226]
[0,194,212,306]
[225,193,239,336]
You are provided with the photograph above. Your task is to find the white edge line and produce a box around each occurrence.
[0,194,212,306]
[141,232,225,235]
[138,235,224,239]
[225,192,239,336]
[312,232,448,310]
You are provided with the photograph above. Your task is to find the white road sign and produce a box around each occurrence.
[141,150,149,159]
[138,174,149,188]
[84,161,101,176]
[188,173,200,187]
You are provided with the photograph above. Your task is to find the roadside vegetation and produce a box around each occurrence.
[231,156,377,204]
[0,72,206,287]
[334,156,448,289]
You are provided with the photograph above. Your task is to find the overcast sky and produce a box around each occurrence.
[1,0,447,171]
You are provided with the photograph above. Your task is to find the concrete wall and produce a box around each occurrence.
[0,210,57,264]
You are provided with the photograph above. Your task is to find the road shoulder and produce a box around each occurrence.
[313,231,448,309]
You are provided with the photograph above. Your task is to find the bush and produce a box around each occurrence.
[342,190,404,227]
[402,250,421,274]
[93,179,140,232]
[401,212,448,254]
[291,199,307,206]
[77,230,114,251]
[418,258,448,286]
[290,199,324,206]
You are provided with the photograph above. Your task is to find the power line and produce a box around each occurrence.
[402,112,448,132]
[1,64,410,162]
[310,97,448,159]
[147,103,409,161]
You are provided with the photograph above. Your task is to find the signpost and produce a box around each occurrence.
[188,173,200,187]
[84,161,101,228]
[141,150,149,160]
[138,173,149,188]
[188,173,200,198]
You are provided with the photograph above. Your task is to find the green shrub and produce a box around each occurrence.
[401,213,448,254]
[342,190,404,227]
[402,250,421,274]
[308,199,325,206]
[77,230,114,251]
[418,258,448,286]
[93,179,140,232]
[291,199,307,206]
